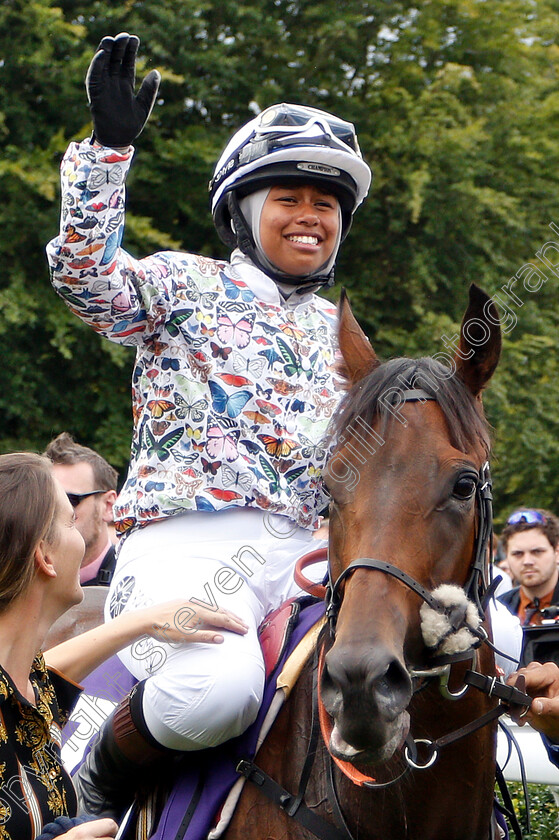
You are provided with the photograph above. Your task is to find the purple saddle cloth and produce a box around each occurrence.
[150,598,325,840]
[61,598,324,839]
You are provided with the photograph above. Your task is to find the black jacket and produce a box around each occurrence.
[82,544,117,587]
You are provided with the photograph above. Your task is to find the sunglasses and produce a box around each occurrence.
[66,490,107,508]
[506,509,546,526]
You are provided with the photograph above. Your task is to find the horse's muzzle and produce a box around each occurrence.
[321,644,413,762]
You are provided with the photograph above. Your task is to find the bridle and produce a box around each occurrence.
[306,390,530,836]
[319,391,522,774]
[238,390,531,840]
[325,389,494,639]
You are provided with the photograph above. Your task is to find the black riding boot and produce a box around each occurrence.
[74,682,174,821]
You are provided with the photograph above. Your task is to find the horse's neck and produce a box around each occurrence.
[43,587,107,650]
[227,648,496,840]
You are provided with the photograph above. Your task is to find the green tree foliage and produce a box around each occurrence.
[0,0,559,518]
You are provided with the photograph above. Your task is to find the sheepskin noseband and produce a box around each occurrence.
[420,584,482,657]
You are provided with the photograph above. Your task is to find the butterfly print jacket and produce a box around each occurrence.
[47,142,344,535]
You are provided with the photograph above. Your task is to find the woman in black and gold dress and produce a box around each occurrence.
[0,452,247,839]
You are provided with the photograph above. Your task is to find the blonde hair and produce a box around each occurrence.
[0,453,58,611]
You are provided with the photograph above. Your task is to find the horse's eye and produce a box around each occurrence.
[453,475,477,500]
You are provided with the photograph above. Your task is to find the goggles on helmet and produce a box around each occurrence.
[209,104,365,199]
[243,103,362,157]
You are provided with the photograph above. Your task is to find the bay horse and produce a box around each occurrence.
[46,284,511,839]
[223,284,504,840]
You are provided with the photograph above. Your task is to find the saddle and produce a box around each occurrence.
[61,596,326,839]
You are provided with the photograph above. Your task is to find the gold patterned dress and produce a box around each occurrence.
[0,654,81,840]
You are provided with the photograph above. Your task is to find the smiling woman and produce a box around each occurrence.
[0,452,248,840]
[258,185,341,278]
[0,453,115,840]
[46,31,373,822]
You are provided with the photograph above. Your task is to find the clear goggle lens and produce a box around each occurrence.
[255,104,360,153]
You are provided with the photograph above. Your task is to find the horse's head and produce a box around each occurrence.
[321,284,501,767]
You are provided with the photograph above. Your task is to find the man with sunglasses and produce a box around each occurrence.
[498,508,559,625]
[45,432,118,586]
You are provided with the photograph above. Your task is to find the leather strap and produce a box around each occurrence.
[397,388,436,402]
[325,759,356,840]
[236,759,350,840]
[464,670,532,709]
[284,649,321,817]
[496,721,530,839]
[294,548,328,599]
[173,772,205,840]
[431,705,504,752]
[465,461,493,614]
[113,685,170,765]
[326,558,442,624]
[495,763,526,840]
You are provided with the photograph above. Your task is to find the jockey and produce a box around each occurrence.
[46,33,371,817]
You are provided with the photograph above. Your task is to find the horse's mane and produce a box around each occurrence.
[330,356,491,455]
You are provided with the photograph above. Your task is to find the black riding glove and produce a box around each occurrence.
[85,31,160,148]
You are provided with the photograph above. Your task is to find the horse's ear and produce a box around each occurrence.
[337,289,379,385]
[455,284,501,397]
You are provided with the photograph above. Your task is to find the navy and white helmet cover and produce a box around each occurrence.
[209,103,372,287]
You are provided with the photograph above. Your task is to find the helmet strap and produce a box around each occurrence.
[227,192,257,258]
[288,266,336,292]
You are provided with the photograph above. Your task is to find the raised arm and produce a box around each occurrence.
[46,34,175,345]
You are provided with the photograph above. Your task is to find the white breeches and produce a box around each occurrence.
[105,509,326,751]
[488,598,522,679]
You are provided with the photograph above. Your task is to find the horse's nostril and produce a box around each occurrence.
[320,654,347,712]
[372,659,412,716]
